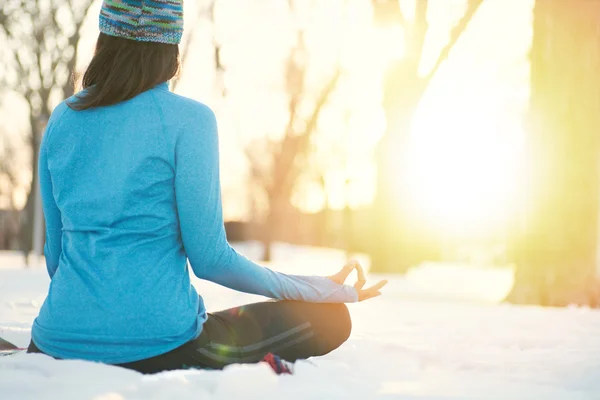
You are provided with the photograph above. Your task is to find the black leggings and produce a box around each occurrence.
[28,301,352,374]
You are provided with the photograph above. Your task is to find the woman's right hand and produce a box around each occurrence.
[328,260,388,302]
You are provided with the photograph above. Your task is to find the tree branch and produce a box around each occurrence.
[173,0,218,91]
[14,47,31,93]
[62,1,94,96]
[245,142,272,185]
[79,0,96,26]
[62,31,81,96]
[409,0,429,67]
[372,0,406,29]
[424,0,483,83]
[281,60,303,139]
[0,7,7,28]
[35,25,47,92]
[273,69,341,195]
[302,70,341,140]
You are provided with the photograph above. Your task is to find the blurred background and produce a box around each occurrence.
[0,0,598,307]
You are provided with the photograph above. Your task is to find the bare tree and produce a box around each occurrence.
[0,136,22,250]
[370,0,484,272]
[0,0,95,257]
[245,15,341,261]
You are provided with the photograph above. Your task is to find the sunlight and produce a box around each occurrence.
[401,104,525,235]
[384,0,533,237]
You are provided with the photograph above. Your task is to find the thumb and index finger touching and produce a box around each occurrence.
[329,259,388,302]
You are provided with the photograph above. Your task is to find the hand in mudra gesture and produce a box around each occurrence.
[328,260,388,302]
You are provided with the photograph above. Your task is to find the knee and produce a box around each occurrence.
[338,303,352,343]
[322,303,352,346]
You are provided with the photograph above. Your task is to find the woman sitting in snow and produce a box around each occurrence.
[27,0,387,374]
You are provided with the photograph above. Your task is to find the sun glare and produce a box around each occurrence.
[401,105,525,235]
[385,0,532,237]
[169,0,532,227]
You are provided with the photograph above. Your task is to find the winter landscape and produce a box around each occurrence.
[2,245,600,400]
[3,0,600,398]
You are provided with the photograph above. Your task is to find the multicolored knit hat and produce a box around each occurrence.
[99,0,183,45]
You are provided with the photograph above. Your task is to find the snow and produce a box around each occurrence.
[1,244,600,399]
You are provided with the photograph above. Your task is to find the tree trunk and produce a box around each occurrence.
[20,116,43,263]
[261,194,283,262]
[262,238,273,263]
[368,0,488,273]
[371,59,441,273]
[506,0,600,307]
[261,206,274,262]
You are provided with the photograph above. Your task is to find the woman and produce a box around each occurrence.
[28,0,387,374]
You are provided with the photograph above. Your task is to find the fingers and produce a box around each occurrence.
[349,260,367,291]
[328,262,354,285]
[328,260,378,297]
[357,279,388,302]
[359,291,381,301]
[330,260,365,286]
[338,262,355,284]
[363,279,388,293]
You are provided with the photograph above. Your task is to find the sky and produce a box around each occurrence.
[0,0,535,237]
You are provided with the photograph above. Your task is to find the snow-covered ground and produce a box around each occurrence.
[1,244,599,399]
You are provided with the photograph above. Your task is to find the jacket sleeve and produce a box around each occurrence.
[174,106,357,303]
[39,122,63,279]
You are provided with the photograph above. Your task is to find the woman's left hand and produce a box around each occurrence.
[328,260,388,302]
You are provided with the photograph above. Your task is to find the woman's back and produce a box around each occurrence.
[28,0,379,372]
[33,84,214,363]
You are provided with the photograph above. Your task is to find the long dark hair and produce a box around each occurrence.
[69,33,180,111]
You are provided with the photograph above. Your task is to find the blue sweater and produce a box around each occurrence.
[32,82,357,364]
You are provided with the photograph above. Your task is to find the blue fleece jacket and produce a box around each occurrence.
[32,82,357,364]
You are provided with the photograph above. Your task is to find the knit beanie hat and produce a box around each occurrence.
[99,0,184,45]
